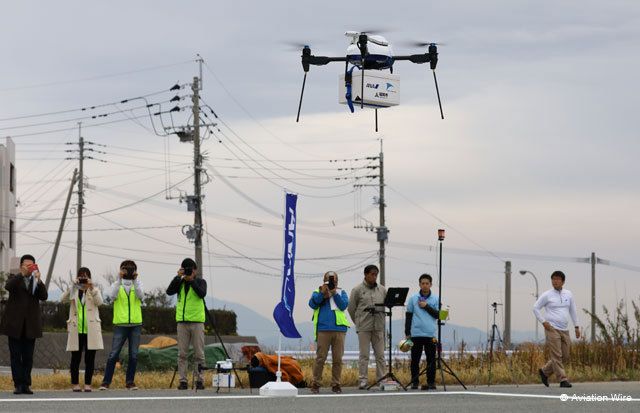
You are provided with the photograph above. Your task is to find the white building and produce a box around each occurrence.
[0,137,16,274]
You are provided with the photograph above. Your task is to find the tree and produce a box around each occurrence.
[0,271,7,301]
[142,286,173,308]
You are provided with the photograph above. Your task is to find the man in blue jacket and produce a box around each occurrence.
[308,271,350,394]
[405,273,440,390]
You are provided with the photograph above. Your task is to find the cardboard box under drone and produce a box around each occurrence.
[339,72,400,108]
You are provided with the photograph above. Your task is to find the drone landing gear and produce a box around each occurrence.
[432,70,444,120]
[296,72,307,123]
[375,109,378,132]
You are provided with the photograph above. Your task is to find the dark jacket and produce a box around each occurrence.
[166,276,207,299]
[0,274,48,339]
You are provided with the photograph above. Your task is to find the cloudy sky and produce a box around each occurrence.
[1,1,639,340]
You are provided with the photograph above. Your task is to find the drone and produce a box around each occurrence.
[295,31,445,130]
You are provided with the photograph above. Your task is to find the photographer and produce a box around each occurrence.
[100,260,144,391]
[0,254,47,395]
[405,273,439,390]
[61,267,103,392]
[166,258,207,390]
[308,271,350,394]
[347,264,386,389]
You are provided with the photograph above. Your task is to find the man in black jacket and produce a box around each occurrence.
[166,258,207,390]
[0,254,48,395]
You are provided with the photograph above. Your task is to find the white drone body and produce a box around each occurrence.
[344,31,394,67]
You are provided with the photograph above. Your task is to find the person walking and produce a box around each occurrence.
[348,264,386,389]
[0,254,48,395]
[308,271,349,394]
[61,267,103,392]
[166,258,207,390]
[533,270,580,388]
[100,260,144,390]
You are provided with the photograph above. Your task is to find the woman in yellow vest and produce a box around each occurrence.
[61,267,103,392]
[308,271,350,394]
[166,258,207,390]
[100,260,144,391]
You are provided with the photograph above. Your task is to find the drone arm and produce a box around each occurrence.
[393,54,432,65]
[303,55,348,68]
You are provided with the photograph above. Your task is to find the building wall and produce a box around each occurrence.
[0,137,16,274]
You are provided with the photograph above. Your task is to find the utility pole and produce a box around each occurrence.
[65,125,105,272]
[351,141,387,285]
[376,140,387,286]
[504,260,511,349]
[192,76,203,272]
[45,169,78,290]
[591,252,596,342]
[77,123,84,270]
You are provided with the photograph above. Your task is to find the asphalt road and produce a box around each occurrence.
[0,382,638,413]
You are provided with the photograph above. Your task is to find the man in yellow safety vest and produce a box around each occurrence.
[308,271,350,394]
[166,258,207,390]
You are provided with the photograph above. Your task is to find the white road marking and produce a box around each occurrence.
[3,390,634,403]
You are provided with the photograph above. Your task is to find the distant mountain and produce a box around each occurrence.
[205,297,538,350]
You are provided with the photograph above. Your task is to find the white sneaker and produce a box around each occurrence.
[358,380,368,390]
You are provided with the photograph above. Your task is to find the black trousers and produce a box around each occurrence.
[410,336,436,385]
[8,336,36,387]
[70,334,97,385]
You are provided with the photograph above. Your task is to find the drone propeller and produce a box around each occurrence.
[400,41,447,48]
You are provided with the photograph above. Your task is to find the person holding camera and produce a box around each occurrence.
[166,258,207,390]
[0,254,48,395]
[61,267,103,392]
[533,270,580,388]
[100,260,144,390]
[308,271,350,394]
[347,264,386,389]
[405,273,439,390]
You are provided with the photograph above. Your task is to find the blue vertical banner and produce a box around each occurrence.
[273,192,302,338]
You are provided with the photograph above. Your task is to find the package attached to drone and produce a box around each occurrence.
[339,72,400,108]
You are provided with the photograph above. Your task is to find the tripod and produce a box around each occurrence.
[367,288,409,391]
[476,302,517,387]
[431,231,467,390]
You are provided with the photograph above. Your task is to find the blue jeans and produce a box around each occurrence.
[102,325,141,385]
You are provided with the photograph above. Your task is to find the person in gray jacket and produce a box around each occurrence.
[348,264,387,389]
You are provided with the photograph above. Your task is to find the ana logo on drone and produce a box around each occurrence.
[386,83,395,92]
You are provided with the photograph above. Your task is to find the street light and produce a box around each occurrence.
[519,270,540,342]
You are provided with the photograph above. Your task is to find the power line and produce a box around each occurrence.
[0,60,193,93]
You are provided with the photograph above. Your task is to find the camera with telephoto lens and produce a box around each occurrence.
[327,275,335,290]
[122,266,136,280]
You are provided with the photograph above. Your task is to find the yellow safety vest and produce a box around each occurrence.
[77,295,88,334]
[113,285,142,325]
[312,289,350,340]
[175,283,206,323]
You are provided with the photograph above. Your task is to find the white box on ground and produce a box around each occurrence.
[259,380,298,397]
[212,373,235,388]
[339,72,400,108]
